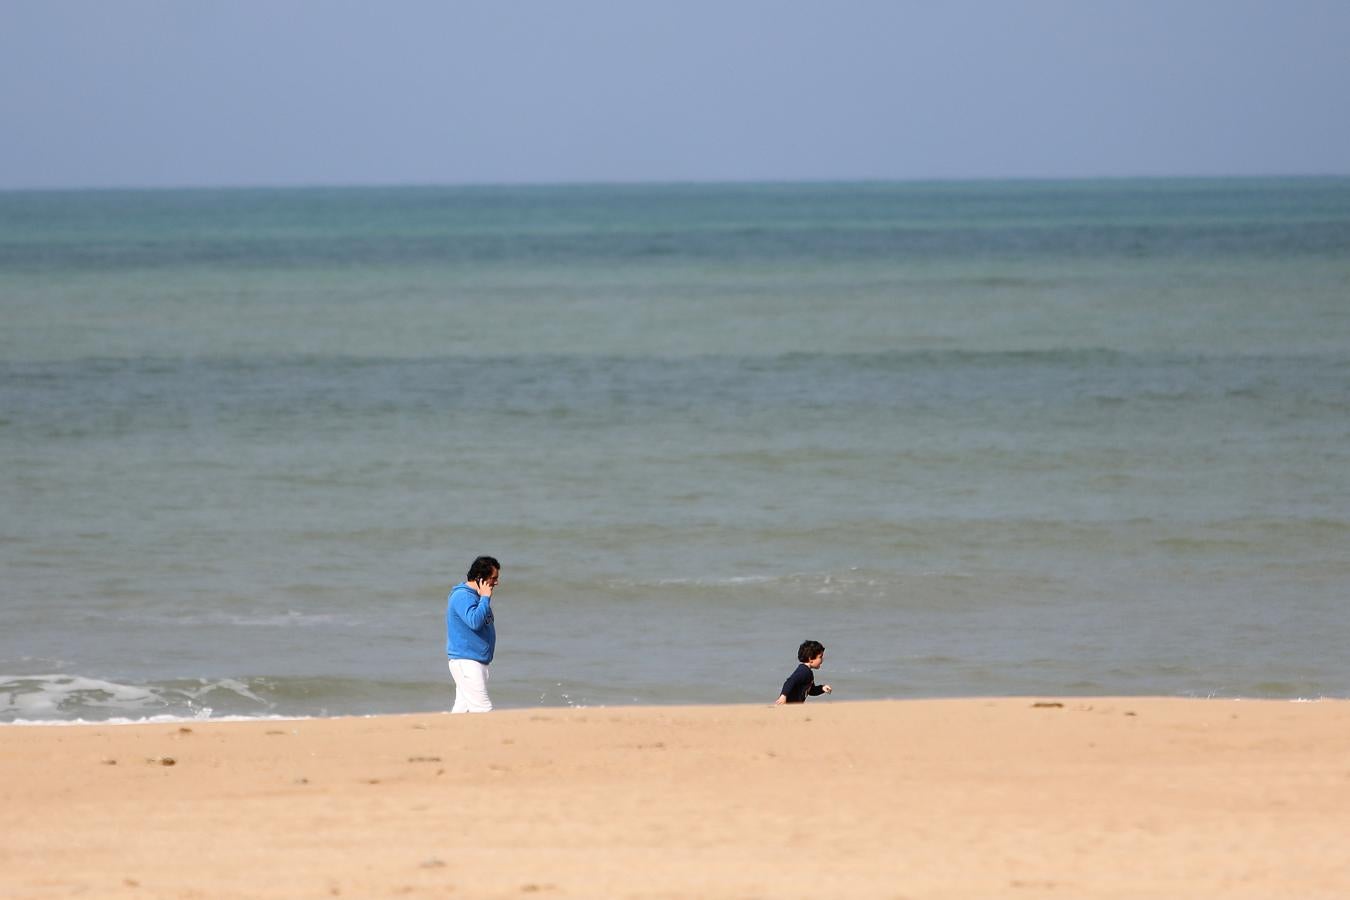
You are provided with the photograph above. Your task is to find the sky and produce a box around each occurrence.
[2,1,1349,189]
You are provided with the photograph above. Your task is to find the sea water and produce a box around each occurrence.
[2,179,1348,722]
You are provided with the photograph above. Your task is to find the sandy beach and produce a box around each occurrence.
[2,698,1348,899]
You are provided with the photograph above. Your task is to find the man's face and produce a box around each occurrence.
[806,652,824,669]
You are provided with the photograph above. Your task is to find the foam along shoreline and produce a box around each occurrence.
[3,698,1349,898]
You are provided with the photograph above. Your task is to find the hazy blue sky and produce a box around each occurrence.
[3,1,1349,188]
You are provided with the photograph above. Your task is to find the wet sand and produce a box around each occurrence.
[3,698,1349,898]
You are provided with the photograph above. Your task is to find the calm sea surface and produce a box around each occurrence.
[3,179,1349,722]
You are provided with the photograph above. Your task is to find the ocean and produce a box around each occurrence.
[2,178,1348,723]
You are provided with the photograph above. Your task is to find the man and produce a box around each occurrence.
[446,555,500,713]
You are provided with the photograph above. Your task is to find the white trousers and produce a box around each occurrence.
[448,658,493,713]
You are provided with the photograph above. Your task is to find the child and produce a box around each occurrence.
[774,639,833,705]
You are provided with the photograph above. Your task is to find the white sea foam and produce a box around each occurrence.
[0,674,273,723]
[0,713,309,727]
[1,675,157,716]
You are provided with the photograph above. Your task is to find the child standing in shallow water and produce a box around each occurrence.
[775,640,833,705]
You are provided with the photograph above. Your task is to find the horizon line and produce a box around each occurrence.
[4,172,1350,195]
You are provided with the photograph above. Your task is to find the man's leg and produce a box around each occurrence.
[447,658,493,713]
[448,659,468,713]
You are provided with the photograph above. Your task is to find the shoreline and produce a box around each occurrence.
[4,697,1350,898]
[2,692,1341,728]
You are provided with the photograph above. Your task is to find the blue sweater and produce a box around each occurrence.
[446,582,496,664]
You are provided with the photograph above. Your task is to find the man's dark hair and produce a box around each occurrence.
[466,556,501,582]
[798,640,825,663]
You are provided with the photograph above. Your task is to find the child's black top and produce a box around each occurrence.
[780,663,825,703]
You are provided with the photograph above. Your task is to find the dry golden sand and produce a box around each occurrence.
[2,698,1349,899]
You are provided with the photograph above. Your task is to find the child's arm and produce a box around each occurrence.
[773,693,787,706]
[809,684,832,696]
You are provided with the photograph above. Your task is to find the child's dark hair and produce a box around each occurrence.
[798,640,825,662]
[466,555,501,582]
